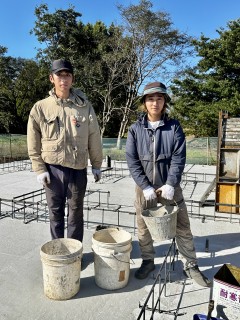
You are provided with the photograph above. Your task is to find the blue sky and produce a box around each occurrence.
[0,0,239,59]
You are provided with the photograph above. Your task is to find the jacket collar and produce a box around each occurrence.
[49,88,87,107]
[139,113,167,127]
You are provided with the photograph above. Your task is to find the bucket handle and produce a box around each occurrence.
[145,199,180,217]
[111,253,135,265]
[156,190,179,205]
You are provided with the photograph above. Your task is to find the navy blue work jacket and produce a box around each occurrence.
[125,114,186,190]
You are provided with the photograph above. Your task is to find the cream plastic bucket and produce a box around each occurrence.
[40,238,83,300]
[142,205,178,241]
[92,228,132,290]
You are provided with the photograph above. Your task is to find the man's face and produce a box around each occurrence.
[49,70,73,94]
[145,92,165,121]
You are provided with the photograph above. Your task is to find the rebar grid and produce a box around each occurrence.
[0,188,137,230]
[1,173,240,225]
[0,158,31,174]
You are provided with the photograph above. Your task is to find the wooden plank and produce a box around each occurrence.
[215,183,240,214]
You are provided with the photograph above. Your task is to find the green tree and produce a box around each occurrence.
[0,48,49,133]
[32,4,133,137]
[15,60,50,126]
[81,23,135,137]
[171,19,240,137]
[116,0,193,146]
[31,2,193,141]
[0,49,28,133]
[31,4,83,63]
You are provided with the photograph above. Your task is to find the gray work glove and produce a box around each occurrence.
[143,186,157,201]
[156,184,174,200]
[37,172,51,187]
[92,168,102,182]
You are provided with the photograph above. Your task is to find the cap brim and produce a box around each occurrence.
[140,92,171,103]
[52,68,73,74]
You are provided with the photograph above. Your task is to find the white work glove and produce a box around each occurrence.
[157,184,174,200]
[37,172,51,187]
[92,168,102,182]
[143,186,157,201]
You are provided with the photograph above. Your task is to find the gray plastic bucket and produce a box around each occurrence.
[142,205,178,241]
[92,228,132,290]
[40,238,83,300]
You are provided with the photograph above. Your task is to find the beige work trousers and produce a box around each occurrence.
[134,185,197,266]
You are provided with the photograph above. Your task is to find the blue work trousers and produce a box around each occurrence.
[45,164,87,242]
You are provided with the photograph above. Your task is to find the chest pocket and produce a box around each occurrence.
[40,116,59,140]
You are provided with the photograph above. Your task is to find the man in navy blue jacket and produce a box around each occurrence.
[126,81,211,287]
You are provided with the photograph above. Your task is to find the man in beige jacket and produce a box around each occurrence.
[27,59,103,242]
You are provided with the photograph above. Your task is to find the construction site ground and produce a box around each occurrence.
[0,161,240,320]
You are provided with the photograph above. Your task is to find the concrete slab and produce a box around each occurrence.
[0,164,240,320]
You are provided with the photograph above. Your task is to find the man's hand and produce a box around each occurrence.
[143,186,157,201]
[37,172,51,186]
[156,184,174,200]
[92,168,102,182]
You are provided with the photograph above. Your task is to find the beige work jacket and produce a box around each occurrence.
[27,88,103,175]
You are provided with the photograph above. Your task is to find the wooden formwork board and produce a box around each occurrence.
[215,182,240,214]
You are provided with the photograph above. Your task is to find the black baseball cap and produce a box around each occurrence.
[51,59,73,74]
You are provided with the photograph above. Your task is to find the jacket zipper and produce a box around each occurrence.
[152,131,156,185]
[61,100,66,162]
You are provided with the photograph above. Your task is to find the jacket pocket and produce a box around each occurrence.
[40,116,59,140]
[156,153,172,161]
[41,143,58,163]
[139,154,152,161]
[75,149,88,168]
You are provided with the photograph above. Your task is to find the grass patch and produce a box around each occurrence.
[0,134,217,165]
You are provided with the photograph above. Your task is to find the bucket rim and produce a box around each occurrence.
[40,238,83,260]
[92,228,132,245]
[142,205,179,218]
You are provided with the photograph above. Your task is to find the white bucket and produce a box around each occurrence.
[40,238,83,300]
[142,205,178,241]
[92,228,132,290]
